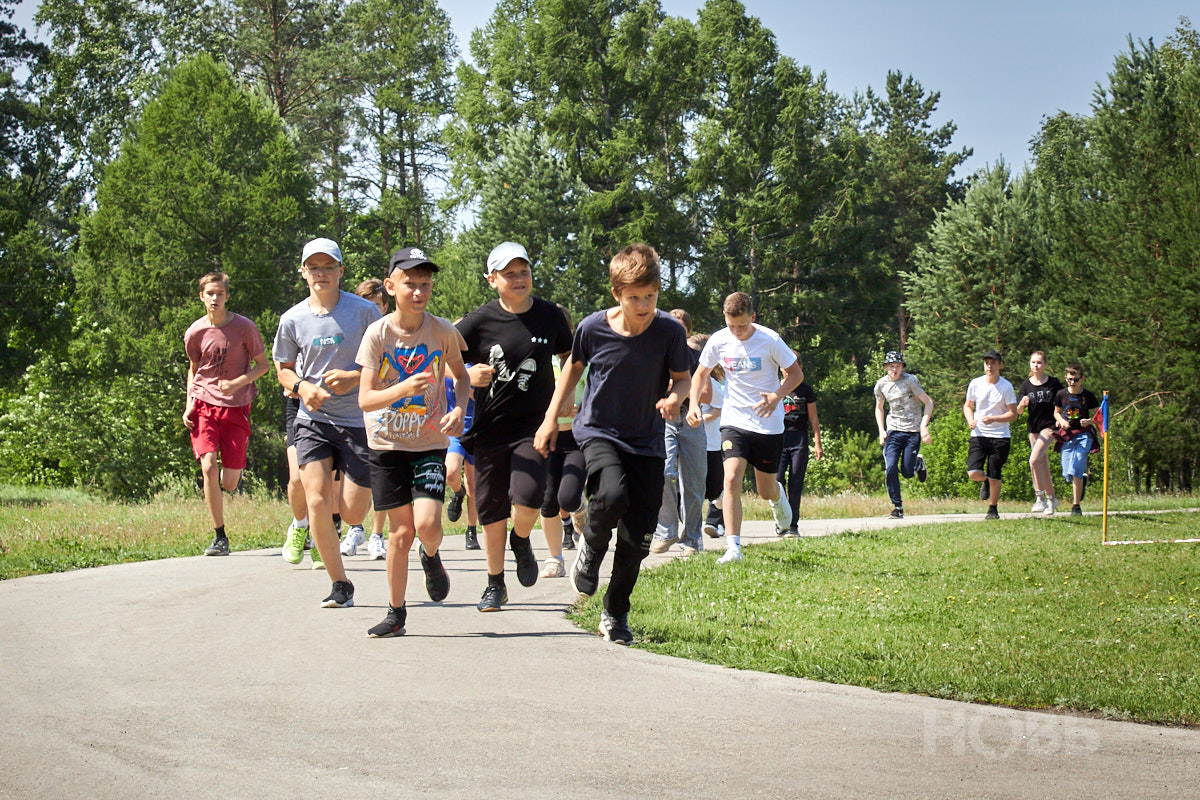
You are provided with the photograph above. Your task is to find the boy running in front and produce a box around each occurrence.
[686,292,803,563]
[356,247,470,637]
[457,242,573,611]
[183,272,270,556]
[535,243,691,644]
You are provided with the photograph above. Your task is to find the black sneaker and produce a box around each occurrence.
[979,480,990,500]
[204,535,230,556]
[477,582,508,612]
[321,580,355,608]
[367,605,406,638]
[985,506,1000,520]
[598,609,633,645]
[561,517,576,550]
[464,527,480,550]
[419,544,450,602]
[1071,504,1083,516]
[446,486,466,522]
[888,507,903,519]
[916,455,928,483]
[510,530,538,587]
[571,539,602,598]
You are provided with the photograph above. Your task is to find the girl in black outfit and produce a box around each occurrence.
[1016,351,1063,516]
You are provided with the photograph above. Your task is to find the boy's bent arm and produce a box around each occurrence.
[687,364,714,426]
[220,350,270,395]
[358,364,436,413]
[875,396,887,444]
[277,361,331,412]
[916,389,934,443]
[183,361,198,428]
[534,359,584,456]
[659,371,691,421]
[754,360,803,418]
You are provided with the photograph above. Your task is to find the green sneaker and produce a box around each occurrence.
[282,522,308,564]
[310,543,325,571]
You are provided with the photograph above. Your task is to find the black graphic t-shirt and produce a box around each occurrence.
[781,381,816,448]
[456,297,572,446]
[1054,388,1099,432]
[1020,376,1064,434]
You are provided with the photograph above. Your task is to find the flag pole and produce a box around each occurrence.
[1102,390,1109,544]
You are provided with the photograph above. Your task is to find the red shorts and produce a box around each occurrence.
[189,400,252,469]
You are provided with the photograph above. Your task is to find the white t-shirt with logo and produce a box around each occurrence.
[699,325,797,435]
[965,375,1018,438]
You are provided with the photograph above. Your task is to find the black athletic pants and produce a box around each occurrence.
[580,438,665,617]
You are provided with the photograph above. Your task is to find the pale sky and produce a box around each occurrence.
[11,0,1193,178]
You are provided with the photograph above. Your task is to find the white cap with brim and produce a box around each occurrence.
[486,241,530,274]
[302,237,343,266]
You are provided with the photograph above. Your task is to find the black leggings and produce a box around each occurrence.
[541,431,587,517]
[776,445,810,525]
[580,438,665,617]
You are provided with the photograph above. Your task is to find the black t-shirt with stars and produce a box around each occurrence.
[456,297,572,446]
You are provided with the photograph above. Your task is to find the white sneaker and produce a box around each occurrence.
[769,481,793,531]
[702,522,720,538]
[1031,496,1046,514]
[1043,496,1058,517]
[367,532,386,560]
[717,547,743,564]
[340,525,366,556]
[540,557,565,578]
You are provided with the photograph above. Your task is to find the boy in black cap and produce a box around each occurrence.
[963,349,1019,519]
[873,350,933,519]
[356,247,471,637]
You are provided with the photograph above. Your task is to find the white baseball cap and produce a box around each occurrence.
[301,237,343,266]
[486,241,530,274]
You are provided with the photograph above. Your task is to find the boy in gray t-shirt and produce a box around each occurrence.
[873,351,933,519]
[272,238,381,609]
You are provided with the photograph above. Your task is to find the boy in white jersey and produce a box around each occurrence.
[963,348,1019,520]
[687,292,803,563]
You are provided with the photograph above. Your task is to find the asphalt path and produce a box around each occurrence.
[2,513,1197,799]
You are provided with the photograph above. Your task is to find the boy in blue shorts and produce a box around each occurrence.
[687,292,803,563]
[535,243,691,644]
[356,247,470,637]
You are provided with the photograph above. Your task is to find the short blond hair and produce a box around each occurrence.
[198,271,229,291]
[609,243,661,294]
[722,292,753,317]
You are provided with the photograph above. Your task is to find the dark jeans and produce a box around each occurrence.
[883,430,921,508]
[776,444,810,526]
[580,438,665,617]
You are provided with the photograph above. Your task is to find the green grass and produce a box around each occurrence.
[0,484,481,580]
[572,510,1200,726]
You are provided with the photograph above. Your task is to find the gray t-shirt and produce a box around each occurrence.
[272,291,381,427]
[874,373,926,433]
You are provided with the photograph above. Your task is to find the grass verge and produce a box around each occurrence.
[571,511,1200,726]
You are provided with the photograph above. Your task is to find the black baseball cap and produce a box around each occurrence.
[387,246,439,277]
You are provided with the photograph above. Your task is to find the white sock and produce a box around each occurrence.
[1036,491,1046,498]
[728,535,741,548]
[295,516,308,528]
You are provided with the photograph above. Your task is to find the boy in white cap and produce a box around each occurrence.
[686,292,803,563]
[272,238,382,608]
[874,350,933,519]
[183,271,270,556]
[456,242,572,611]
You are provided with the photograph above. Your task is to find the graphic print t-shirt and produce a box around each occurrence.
[874,373,926,433]
[456,298,572,446]
[356,313,466,452]
[272,291,382,427]
[1054,388,1099,433]
[781,381,816,447]
[1020,376,1064,433]
[184,313,265,408]
[571,309,690,458]
[698,325,797,435]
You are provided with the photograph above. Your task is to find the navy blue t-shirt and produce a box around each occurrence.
[571,309,690,458]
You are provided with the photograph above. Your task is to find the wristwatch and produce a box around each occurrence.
[292,380,302,395]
